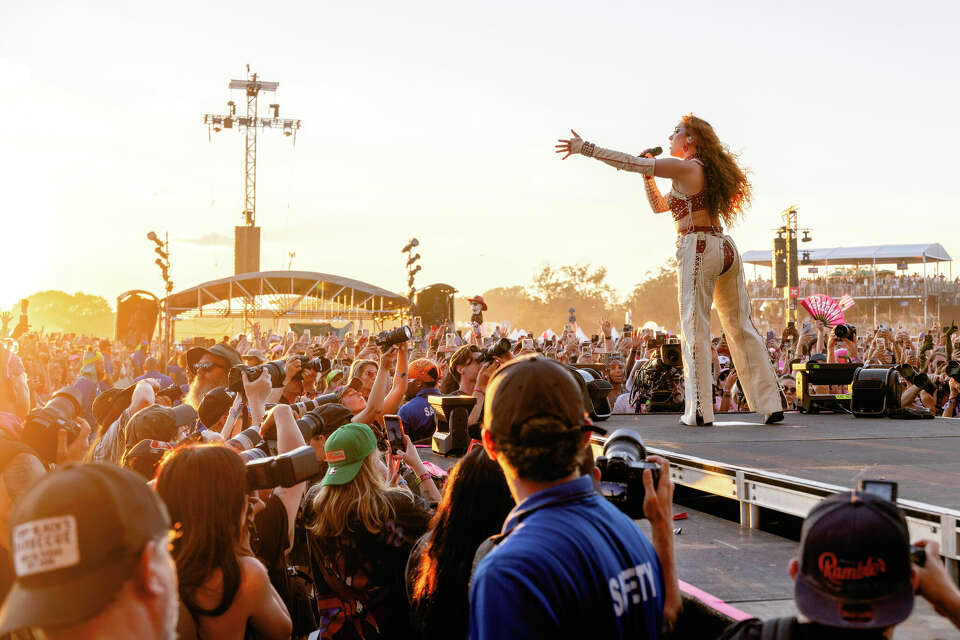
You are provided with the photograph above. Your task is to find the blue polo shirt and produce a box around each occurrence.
[398,387,440,441]
[470,475,664,640]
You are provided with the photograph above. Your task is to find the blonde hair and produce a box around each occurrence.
[349,359,377,382]
[682,114,752,226]
[308,453,412,537]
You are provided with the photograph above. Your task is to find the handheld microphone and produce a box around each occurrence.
[638,146,663,157]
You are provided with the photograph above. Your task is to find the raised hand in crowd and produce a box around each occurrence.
[398,434,441,502]
[914,540,960,630]
[56,416,91,466]
[642,454,681,627]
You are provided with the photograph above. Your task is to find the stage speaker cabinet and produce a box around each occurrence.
[430,394,475,456]
[773,237,787,288]
[115,291,160,348]
[850,366,899,418]
[792,362,860,413]
[414,284,457,328]
[234,226,261,275]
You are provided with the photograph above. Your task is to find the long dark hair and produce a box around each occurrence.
[410,447,514,635]
[156,444,247,617]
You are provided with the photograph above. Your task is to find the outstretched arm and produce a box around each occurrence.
[556,130,699,181]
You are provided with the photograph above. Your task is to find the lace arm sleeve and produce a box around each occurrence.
[643,176,669,213]
[578,141,655,175]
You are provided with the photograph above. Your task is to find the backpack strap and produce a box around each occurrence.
[761,616,797,640]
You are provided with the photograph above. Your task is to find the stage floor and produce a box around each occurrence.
[601,411,960,512]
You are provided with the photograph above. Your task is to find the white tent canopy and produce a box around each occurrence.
[742,243,952,268]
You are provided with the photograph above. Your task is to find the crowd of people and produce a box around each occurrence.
[747,273,960,301]
[1,306,960,639]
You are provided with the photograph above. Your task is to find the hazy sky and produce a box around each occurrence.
[2,0,957,310]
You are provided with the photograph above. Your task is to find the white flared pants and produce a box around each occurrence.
[676,232,783,424]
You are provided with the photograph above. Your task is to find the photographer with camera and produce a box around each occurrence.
[720,489,960,639]
[471,355,679,639]
[184,343,241,410]
[399,359,442,442]
[0,382,92,603]
[156,443,293,640]
[439,345,498,431]
[305,422,432,639]
[156,365,310,639]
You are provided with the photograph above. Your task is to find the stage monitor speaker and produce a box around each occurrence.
[235,226,261,275]
[116,290,160,348]
[414,284,456,328]
[792,362,859,413]
[430,394,475,456]
[850,366,898,417]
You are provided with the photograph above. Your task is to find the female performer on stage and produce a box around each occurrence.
[556,115,784,426]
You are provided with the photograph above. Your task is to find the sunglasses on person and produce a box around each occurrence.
[195,361,225,373]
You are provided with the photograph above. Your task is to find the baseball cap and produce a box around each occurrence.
[408,358,439,384]
[325,369,344,388]
[314,403,354,435]
[92,384,136,427]
[483,354,599,445]
[244,349,267,365]
[321,423,377,486]
[198,387,237,429]
[0,463,171,634]
[186,343,241,374]
[794,491,914,629]
[125,404,198,450]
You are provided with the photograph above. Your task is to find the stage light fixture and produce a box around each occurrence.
[802,229,812,242]
[270,103,280,118]
[155,258,164,268]
[283,127,292,137]
[155,247,168,259]
[406,253,421,267]
[410,265,421,275]
[147,231,158,243]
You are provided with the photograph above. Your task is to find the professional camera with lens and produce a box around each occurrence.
[295,408,325,441]
[246,445,322,491]
[289,356,326,381]
[595,429,660,519]
[375,326,412,348]
[227,360,287,393]
[834,324,857,341]
[629,340,684,413]
[896,363,937,395]
[480,338,512,363]
[946,360,960,384]
[21,383,85,464]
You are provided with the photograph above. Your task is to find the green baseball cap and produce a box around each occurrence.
[321,423,377,486]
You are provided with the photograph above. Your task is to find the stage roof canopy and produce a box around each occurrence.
[166,271,407,320]
[742,243,952,268]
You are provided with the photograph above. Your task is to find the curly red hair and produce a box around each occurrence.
[682,114,751,226]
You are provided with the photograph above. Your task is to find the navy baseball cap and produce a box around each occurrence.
[795,491,914,629]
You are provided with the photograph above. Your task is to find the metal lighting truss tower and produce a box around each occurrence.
[203,66,302,275]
